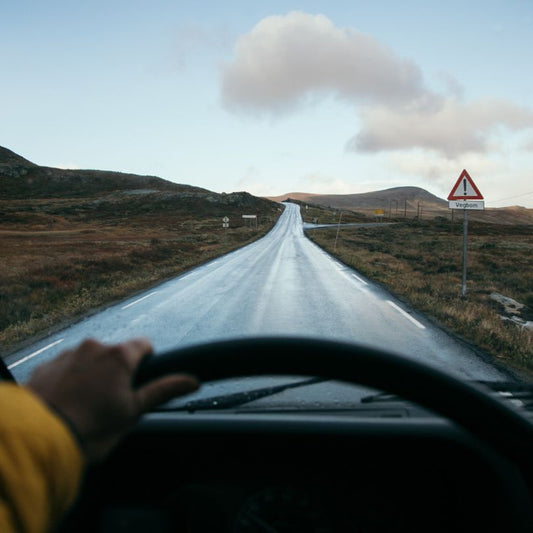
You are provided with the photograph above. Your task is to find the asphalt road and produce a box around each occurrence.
[8,202,505,384]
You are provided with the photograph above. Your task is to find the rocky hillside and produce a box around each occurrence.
[0,146,277,216]
[0,146,208,198]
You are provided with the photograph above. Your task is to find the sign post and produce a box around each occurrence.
[222,216,229,242]
[242,215,257,228]
[447,170,484,298]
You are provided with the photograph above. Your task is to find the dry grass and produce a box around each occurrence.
[1,198,280,354]
[306,217,533,377]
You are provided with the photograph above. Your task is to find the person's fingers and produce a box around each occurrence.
[104,338,154,373]
[135,374,199,413]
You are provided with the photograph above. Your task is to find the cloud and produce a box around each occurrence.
[522,137,533,152]
[386,150,507,188]
[349,98,533,157]
[294,173,355,194]
[384,150,533,207]
[221,11,430,113]
[233,166,277,196]
[221,12,533,158]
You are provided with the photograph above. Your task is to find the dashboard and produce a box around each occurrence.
[61,412,533,532]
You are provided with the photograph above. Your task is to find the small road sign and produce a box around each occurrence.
[222,216,229,223]
[447,169,485,298]
[448,200,484,210]
[448,169,484,201]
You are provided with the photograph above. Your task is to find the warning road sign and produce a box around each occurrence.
[447,169,484,201]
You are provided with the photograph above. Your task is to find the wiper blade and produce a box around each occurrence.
[362,381,533,408]
[361,391,400,404]
[475,381,533,410]
[172,377,326,412]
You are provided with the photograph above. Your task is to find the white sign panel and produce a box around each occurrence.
[449,200,485,210]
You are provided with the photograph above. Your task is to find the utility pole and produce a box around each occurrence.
[334,211,343,252]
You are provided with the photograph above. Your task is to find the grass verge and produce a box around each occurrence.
[305,214,533,378]
[1,199,281,355]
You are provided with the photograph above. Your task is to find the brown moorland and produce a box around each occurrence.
[303,203,533,378]
[1,147,281,355]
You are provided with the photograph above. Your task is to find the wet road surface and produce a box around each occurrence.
[8,202,506,384]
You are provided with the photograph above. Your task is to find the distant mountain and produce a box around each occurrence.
[268,187,533,225]
[268,187,446,210]
[0,146,208,199]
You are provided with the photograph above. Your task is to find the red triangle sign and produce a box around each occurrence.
[447,169,484,200]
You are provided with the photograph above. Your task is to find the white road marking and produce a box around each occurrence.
[387,300,426,330]
[8,339,65,369]
[352,273,368,285]
[121,291,158,310]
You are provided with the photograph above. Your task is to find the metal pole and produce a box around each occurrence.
[461,209,468,298]
[334,211,343,252]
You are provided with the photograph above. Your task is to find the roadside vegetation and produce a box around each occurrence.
[303,204,533,378]
[1,195,280,354]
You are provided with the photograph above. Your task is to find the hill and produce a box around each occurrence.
[269,187,446,210]
[0,145,278,216]
[0,147,281,353]
[0,145,208,198]
[269,187,533,225]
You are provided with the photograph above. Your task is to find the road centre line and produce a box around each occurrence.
[386,301,426,330]
[121,291,158,310]
[8,339,65,369]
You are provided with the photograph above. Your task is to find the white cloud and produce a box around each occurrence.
[233,166,278,196]
[385,150,533,206]
[522,137,533,152]
[350,98,533,157]
[221,12,533,159]
[234,168,356,197]
[294,172,355,194]
[221,11,429,114]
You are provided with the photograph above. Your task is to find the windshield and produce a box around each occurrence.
[1,2,532,405]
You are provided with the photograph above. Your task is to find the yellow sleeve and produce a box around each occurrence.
[0,383,85,533]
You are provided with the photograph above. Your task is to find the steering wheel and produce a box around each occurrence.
[134,336,533,530]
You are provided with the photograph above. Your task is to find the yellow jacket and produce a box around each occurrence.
[0,383,84,533]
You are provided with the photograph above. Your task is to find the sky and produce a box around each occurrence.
[2,0,533,207]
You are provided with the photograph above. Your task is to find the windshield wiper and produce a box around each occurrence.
[362,381,533,410]
[361,391,400,404]
[170,377,326,412]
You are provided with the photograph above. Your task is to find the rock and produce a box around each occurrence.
[490,292,525,315]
